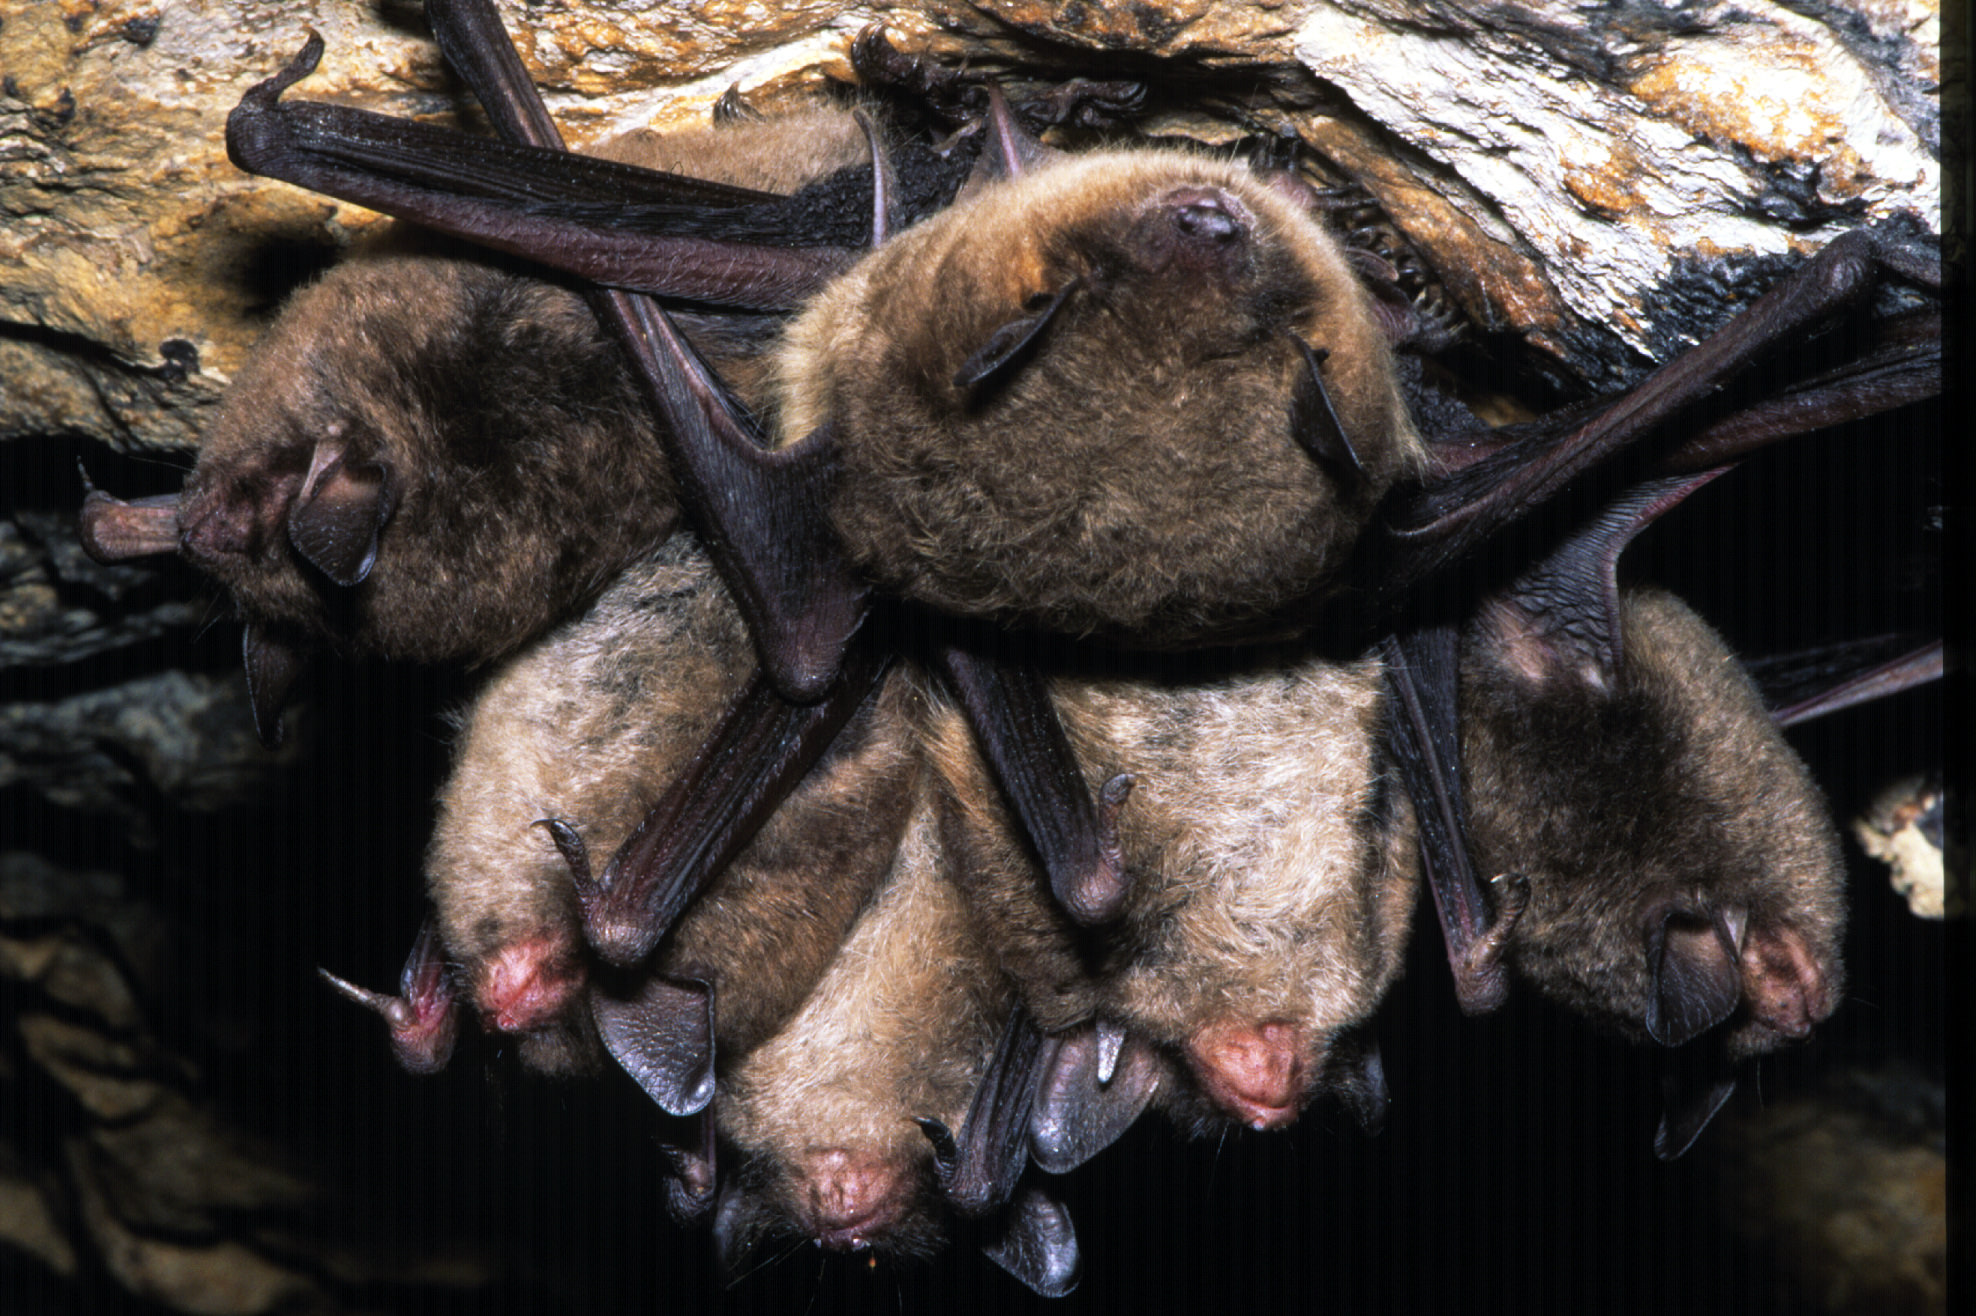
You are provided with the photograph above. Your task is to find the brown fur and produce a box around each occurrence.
[924,647,1419,1130]
[714,790,1010,1258]
[425,534,919,1074]
[776,149,1424,645]
[1460,587,1847,1060]
[177,109,873,664]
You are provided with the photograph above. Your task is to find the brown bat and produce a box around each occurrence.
[208,3,1939,976]
[923,645,1417,1136]
[1383,472,1849,1157]
[75,73,890,743]
[713,785,1082,1295]
[329,535,918,1106]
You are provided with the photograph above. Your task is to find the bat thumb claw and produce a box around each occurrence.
[318,967,411,1028]
[914,1117,961,1181]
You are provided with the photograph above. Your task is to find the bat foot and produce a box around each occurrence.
[318,919,458,1074]
[77,489,182,561]
[1449,873,1529,1015]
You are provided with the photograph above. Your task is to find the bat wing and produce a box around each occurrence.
[1028,1020,1162,1173]
[589,973,716,1116]
[920,1008,1049,1218]
[544,643,892,969]
[1369,232,1940,614]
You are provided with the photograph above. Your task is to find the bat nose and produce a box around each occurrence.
[1141,185,1252,277]
[804,1149,905,1249]
[1173,196,1241,241]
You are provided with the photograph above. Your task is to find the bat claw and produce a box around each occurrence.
[536,818,596,899]
[318,966,409,1026]
[914,1116,961,1181]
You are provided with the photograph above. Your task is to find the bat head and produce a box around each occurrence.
[1461,585,1847,1063]
[86,249,680,686]
[777,148,1422,646]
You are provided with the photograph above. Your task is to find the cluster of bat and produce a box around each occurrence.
[76,0,1941,1297]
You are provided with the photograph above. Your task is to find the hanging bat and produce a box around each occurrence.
[923,643,1416,1135]
[1376,469,1850,1159]
[74,57,904,744]
[212,6,1942,1001]
[327,534,919,1108]
[711,786,1080,1297]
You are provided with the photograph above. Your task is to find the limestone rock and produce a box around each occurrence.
[0,0,1939,454]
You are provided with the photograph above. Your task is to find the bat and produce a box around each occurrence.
[179,3,1942,992]
[923,643,1416,1135]
[328,534,919,1115]
[710,786,1080,1296]
[1379,467,1859,1159]
[74,68,895,745]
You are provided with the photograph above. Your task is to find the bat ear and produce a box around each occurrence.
[1288,338,1367,479]
[1326,1033,1392,1137]
[1654,1061,1740,1160]
[77,488,182,561]
[1028,1021,1161,1173]
[1643,905,1744,1047]
[287,440,396,587]
[590,973,716,1116]
[242,623,309,749]
[980,1187,1082,1298]
[952,280,1078,394]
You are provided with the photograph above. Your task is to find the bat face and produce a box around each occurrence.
[173,249,680,666]
[713,793,1009,1260]
[777,150,1423,645]
[929,647,1418,1131]
[1460,586,1846,1061]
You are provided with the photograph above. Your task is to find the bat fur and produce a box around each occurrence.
[773,148,1426,645]
[81,108,877,667]
[425,532,918,1074]
[713,787,1011,1259]
[924,647,1418,1132]
[1460,585,1846,1062]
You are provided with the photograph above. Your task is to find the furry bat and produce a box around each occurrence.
[1404,473,1847,1157]
[333,534,918,1103]
[215,12,1939,988]
[76,85,887,743]
[923,645,1417,1135]
[711,787,1078,1296]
